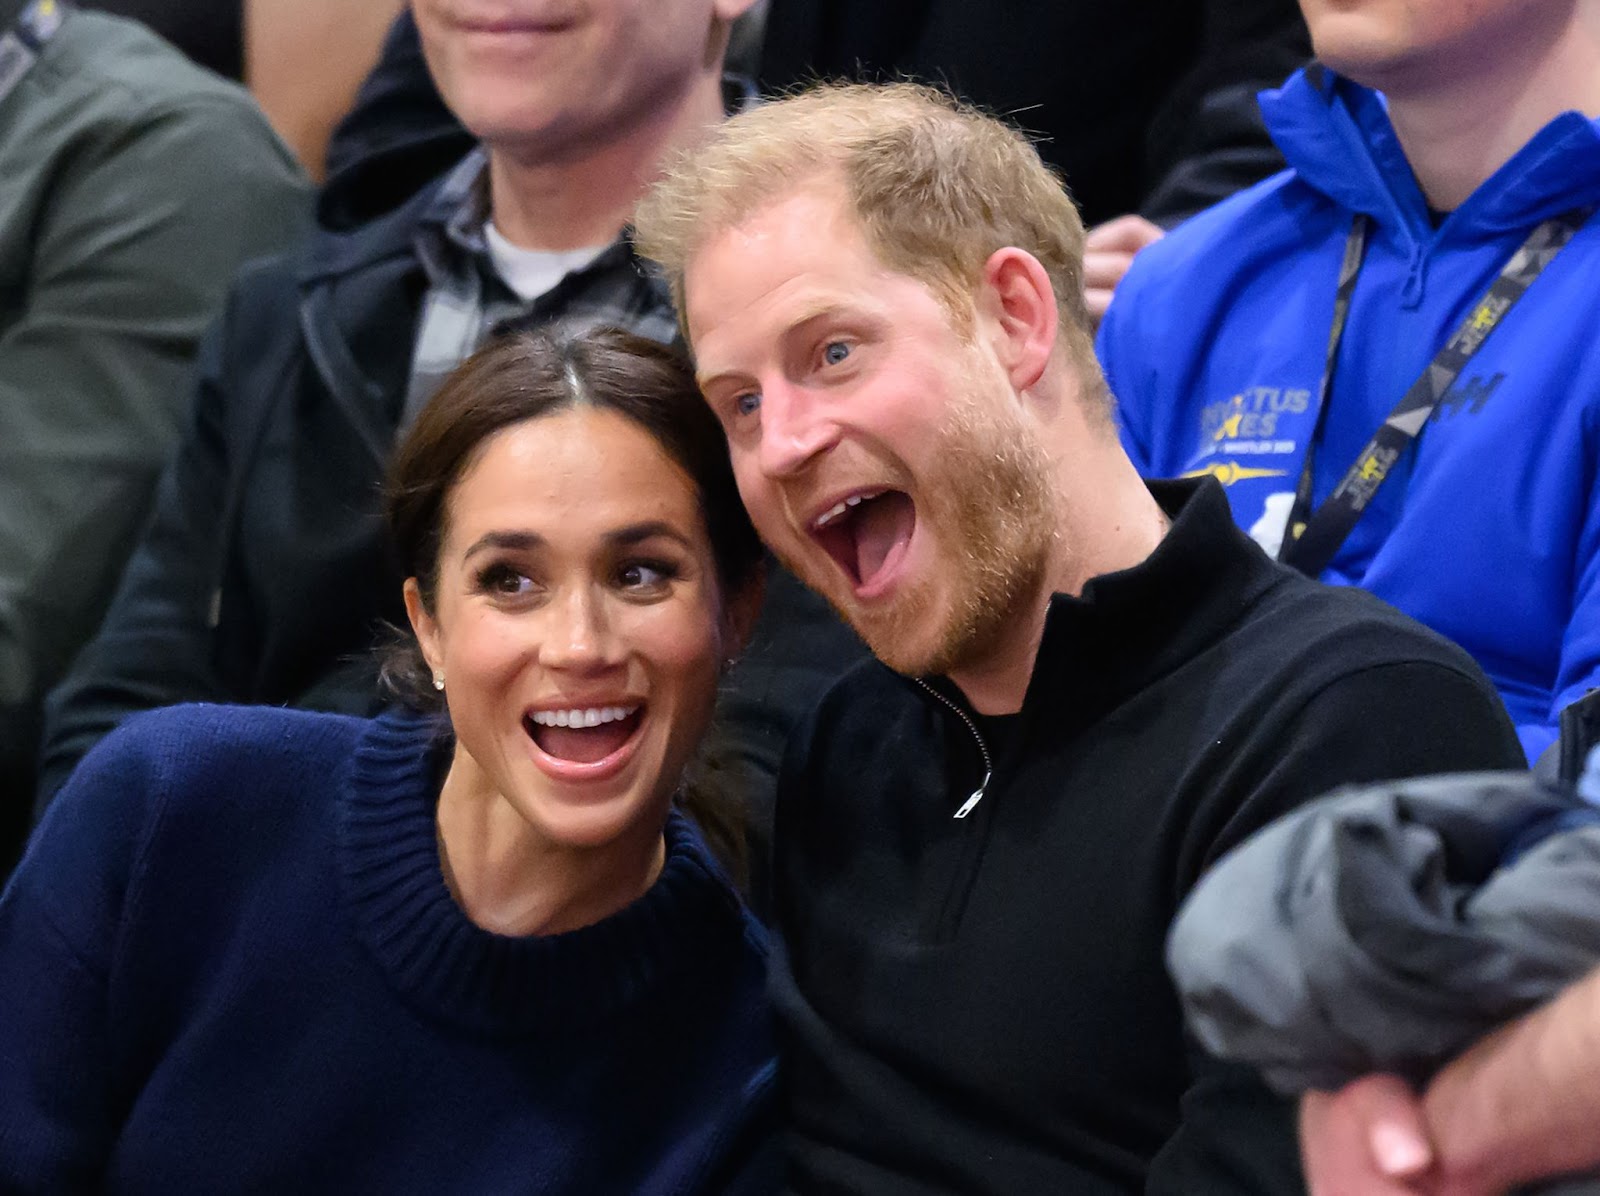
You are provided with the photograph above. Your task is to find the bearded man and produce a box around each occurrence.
[635,83,1526,1193]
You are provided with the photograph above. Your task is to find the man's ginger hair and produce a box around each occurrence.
[634,80,1108,409]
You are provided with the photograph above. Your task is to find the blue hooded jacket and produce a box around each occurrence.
[1099,66,1600,761]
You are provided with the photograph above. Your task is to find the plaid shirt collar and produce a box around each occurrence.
[399,76,756,428]
[402,149,671,428]
[410,73,756,300]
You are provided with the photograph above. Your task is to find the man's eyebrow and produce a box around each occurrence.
[696,303,854,390]
[463,530,544,560]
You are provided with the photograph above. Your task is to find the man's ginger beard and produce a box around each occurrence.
[778,376,1061,679]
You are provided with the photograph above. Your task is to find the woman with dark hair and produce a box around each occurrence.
[0,328,777,1193]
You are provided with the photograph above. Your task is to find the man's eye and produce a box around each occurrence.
[734,391,761,417]
[822,341,851,366]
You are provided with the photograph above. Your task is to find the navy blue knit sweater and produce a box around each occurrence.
[0,704,777,1193]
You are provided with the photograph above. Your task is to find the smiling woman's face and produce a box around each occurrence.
[409,405,731,853]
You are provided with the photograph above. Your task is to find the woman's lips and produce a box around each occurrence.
[524,706,644,782]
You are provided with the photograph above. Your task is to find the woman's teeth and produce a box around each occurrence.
[528,705,637,729]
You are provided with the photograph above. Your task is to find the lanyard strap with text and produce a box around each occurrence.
[0,0,64,110]
[1279,205,1593,577]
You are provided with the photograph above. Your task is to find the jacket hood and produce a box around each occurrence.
[1261,65,1600,237]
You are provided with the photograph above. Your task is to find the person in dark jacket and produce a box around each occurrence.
[37,0,865,872]
[756,0,1308,229]
[633,82,1526,1193]
[756,0,1310,319]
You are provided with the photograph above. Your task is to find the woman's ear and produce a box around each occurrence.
[404,577,443,675]
[721,561,768,664]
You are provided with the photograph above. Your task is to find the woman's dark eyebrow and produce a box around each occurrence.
[608,521,694,550]
[462,530,544,561]
[462,524,692,560]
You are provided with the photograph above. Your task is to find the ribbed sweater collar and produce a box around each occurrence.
[336,710,748,1036]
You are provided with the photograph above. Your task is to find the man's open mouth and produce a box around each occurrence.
[524,704,643,765]
[809,488,916,595]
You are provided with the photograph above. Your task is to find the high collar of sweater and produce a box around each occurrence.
[921,477,1282,740]
[336,710,749,1036]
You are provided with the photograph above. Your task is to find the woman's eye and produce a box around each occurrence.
[734,391,761,417]
[822,341,851,366]
[477,564,536,597]
[618,560,676,594]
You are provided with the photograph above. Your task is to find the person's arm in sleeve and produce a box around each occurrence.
[34,272,264,810]
[0,93,307,804]
[0,724,164,1186]
[1148,658,1526,1194]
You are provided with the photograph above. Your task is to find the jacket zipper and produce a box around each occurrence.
[914,678,993,819]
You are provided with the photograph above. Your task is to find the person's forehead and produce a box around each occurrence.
[685,185,887,316]
[702,180,860,261]
[684,189,969,385]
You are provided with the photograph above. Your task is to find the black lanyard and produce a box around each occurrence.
[1278,206,1593,577]
[0,0,65,109]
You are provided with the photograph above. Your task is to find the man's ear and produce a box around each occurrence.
[721,561,768,663]
[403,577,443,675]
[714,0,760,23]
[978,247,1059,392]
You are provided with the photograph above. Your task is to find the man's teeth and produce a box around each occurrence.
[528,705,637,728]
[814,491,880,531]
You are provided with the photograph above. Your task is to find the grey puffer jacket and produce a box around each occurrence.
[1167,763,1600,1095]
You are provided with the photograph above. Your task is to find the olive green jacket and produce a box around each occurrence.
[0,2,308,843]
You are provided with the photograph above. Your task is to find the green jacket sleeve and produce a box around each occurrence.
[0,12,309,820]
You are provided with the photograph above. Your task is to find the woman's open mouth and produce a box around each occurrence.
[810,488,916,598]
[523,704,644,779]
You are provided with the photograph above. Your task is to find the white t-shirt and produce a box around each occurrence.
[483,221,612,303]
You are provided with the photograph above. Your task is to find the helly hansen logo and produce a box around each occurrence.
[1435,372,1506,420]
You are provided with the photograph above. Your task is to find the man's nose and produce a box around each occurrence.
[757,383,839,479]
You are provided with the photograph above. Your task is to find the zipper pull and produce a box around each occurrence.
[953,769,991,820]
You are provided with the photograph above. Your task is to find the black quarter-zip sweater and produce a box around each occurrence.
[771,478,1524,1195]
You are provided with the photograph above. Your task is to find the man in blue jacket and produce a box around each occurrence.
[1097,0,1600,762]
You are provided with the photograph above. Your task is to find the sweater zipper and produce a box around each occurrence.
[914,678,992,819]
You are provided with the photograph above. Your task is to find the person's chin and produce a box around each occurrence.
[862,617,949,678]
[524,783,665,854]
